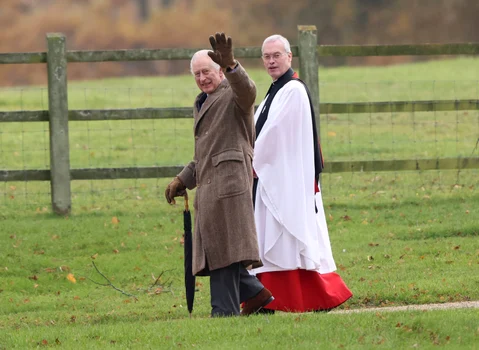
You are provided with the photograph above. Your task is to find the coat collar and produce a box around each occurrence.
[194,78,229,130]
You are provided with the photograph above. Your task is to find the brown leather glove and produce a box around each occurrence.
[208,32,236,69]
[165,176,186,205]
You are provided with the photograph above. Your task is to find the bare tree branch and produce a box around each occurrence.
[88,261,138,300]
[150,269,174,289]
[134,269,174,294]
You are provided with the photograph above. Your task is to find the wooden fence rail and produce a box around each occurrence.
[3,43,479,64]
[2,100,479,123]
[1,25,478,214]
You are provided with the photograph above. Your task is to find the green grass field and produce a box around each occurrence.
[1,57,478,348]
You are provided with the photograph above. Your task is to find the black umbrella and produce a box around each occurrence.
[183,193,195,317]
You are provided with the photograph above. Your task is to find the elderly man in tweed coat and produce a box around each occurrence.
[165,33,273,317]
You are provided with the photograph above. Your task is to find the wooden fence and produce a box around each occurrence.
[1,25,478,215]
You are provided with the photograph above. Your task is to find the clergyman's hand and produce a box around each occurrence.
[208,32,236,69]
[164,177,186,205]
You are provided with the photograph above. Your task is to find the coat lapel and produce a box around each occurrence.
[194,79,228,131]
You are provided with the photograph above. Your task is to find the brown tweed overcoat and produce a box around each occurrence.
[177,63,262,276]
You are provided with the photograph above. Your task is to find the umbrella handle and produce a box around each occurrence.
[184,192,189,212]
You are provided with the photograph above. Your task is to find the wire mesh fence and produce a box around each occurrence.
[1,74,478,210]
[319,77,478,198]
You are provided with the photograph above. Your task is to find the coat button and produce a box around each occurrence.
[205,131,209,135]
[207,179,211,184]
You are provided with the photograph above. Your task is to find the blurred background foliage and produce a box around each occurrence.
[1,0,479,86]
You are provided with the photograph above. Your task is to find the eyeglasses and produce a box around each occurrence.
[261,52,287,61]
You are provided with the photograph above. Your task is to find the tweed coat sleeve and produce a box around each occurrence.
[224,63,256,114]
[177,161,196,190]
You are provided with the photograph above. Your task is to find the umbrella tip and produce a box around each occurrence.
[189,312,192,318]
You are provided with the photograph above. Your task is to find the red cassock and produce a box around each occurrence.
[256,270,352,312]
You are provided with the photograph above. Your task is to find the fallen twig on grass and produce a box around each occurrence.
[135,270,174,295]
[87,261,138,300]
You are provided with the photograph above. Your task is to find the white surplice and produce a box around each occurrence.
[251,80,337,275]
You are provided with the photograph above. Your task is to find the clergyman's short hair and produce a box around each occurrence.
[262,34,291,54]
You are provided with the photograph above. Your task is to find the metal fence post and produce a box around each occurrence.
[46,33,71,215]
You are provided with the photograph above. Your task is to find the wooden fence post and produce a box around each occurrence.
[298,25,320,128]
[46,33,71,215]
[298,25,322,181]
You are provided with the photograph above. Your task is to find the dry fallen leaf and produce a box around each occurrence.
[111,216,120,224]
[66,273,76,284]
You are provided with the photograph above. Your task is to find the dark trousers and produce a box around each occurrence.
[209,262,264,317]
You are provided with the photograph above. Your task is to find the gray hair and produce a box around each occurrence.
[190,49,220,74]
[262,34,291,54]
